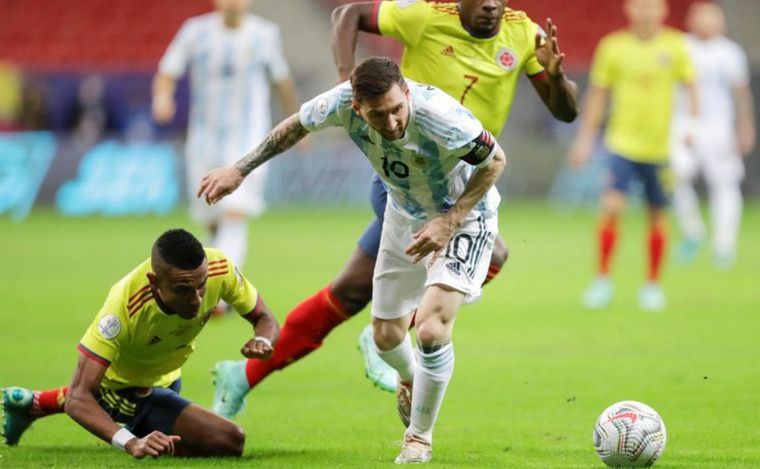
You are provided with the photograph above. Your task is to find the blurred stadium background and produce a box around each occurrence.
[1,0,759,219]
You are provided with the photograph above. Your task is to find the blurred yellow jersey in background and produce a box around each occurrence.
[591,28,695,163]
[377,0,544,135]
[78,248,258,390]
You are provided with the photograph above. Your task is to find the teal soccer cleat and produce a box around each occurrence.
[2,387,34,446]
[676,238,702,265]
[638,283,666,312]
[211,360,250,419]
[358,325,397,393]
[582,277,614,310]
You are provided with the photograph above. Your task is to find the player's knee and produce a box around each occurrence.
[372,318,405,351]
[415,317,448,347]
[491,237,509,268]
[217,423,246,457]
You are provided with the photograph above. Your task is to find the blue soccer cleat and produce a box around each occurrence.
[2,387,34,446]
[582,277,614,310]
[638,283,666,312]
[357,324,397,393]
[211,360,250,419]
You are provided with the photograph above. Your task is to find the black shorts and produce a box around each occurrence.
[97,379,190,437]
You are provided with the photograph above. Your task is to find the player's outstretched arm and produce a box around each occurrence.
[64,355,180,459]
[197,113,309,204]
[530,19,579,123]
[240,294,280,360]
[735,82,756,155]
[331,2,378,82]
[406,147,507,263]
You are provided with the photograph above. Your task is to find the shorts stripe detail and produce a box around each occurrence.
[77,343,111,367]
[467,215,489,277]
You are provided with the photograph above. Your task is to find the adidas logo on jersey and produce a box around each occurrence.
[440,46,455,57]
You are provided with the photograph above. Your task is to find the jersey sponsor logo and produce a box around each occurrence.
[312,98,330,124]
[397,0,418,8]
[97,314,121,340]
[440,46,455,57]
[496,48,518,71]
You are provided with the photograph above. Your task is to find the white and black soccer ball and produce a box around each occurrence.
[593,401,667,467]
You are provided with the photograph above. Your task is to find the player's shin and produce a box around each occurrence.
[408,342,455,443]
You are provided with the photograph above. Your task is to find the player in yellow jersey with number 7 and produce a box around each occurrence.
[209,0,579,424]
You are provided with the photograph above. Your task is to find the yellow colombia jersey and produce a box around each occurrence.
[78,248,258,390]
[591,28,695,162]
[377,0,544,135]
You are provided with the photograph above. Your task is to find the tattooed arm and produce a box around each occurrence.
[197,113,309,204]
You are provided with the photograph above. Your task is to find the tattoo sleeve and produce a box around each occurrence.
[234,113,309,176]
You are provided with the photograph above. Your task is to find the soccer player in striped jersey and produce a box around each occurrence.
[672,2,755,269]
[208,0,578,418]
[152,0,299,283]
[570,0,698,311]
[1,229,279,459]
[199,56,507,464]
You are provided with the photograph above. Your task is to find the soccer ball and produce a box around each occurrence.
[593,401,667,467]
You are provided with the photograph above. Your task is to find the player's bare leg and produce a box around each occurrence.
[172,404,245,457]
[376,285,463,464]
[583,190,626,310]
[639,206,667,312]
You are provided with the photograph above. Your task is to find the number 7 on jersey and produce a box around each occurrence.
[460,74,480,104]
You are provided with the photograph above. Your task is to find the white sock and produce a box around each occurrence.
[709,182,742,257]
[673,180,706,242]
[376,333,416,382]
[408,343,455,444]
[214,217,249,270]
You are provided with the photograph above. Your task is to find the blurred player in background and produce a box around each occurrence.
[570,0,697,312]
[209,0,579,418]
[672,1,755,269]
[152,0,299,279]
[200,56,507,464]
[1,229,279,458]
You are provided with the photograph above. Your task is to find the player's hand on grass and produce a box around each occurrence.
[241,337,274,360]
[535,18,565,78]
[125,431,180,459]
[406,215,458,264]
[197,166,245,205]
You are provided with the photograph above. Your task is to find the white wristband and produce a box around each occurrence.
[253,336,272,348]
[111,427,136,451]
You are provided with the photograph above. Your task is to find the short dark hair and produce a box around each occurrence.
[153,229,205,270]
[350,56,406,102]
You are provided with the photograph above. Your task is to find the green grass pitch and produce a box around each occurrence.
[1,202,758,468]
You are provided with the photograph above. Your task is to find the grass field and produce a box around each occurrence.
[1,202,758,468]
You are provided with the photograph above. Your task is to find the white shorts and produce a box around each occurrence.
[671,122,744,186]
[371,205,498,320]
[185,149,268,224]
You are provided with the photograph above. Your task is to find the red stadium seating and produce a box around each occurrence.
[0,0,212,71]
